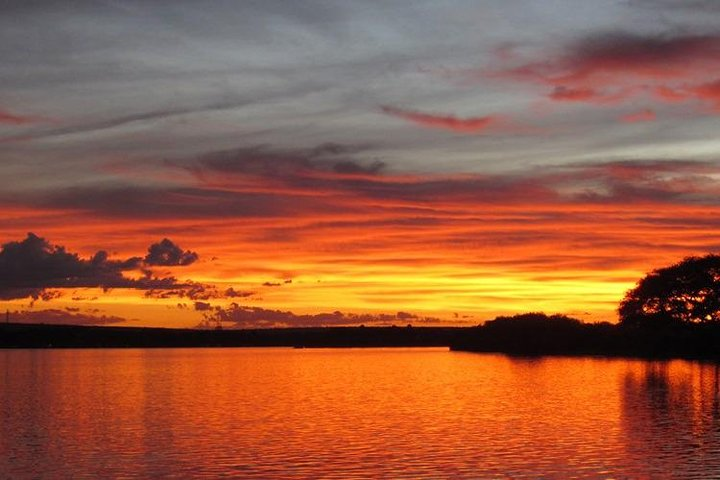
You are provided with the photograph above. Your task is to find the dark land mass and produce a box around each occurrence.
[0,322,462,349]
[2,313,720,360]
[450,314,720,360]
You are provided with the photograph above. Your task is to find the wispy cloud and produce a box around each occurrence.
[0,98,257,143]
[199,303,444,328]
[0,108,45,125]
[380,105,501,133]
[620,109,657,123]
[488,32,720,113]
[7,308,129,326]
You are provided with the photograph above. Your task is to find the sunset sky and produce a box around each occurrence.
[2,0,720,327]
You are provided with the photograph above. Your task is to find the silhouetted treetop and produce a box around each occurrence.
[619,254,720,326]
[484,312,582,330]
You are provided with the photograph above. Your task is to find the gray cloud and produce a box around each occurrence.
[6,308,128,326]
[628,0,720,12]
[194,301,212,311]
[190,143,384,178]
[0,100,255,144]
[200,303,442,328]
[145,238,198,266]
[224,287,255,298]
[6,144,720,228]
[0,233,199,300]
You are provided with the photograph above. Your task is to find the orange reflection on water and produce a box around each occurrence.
[2,349,720,478]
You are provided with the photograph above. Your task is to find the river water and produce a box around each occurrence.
[1,348,719,479]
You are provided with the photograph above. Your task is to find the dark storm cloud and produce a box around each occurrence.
[0,233,198,300]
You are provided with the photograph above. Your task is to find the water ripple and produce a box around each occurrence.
[1,348,719,478]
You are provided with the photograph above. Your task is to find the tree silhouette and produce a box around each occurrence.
[619,255,720,326]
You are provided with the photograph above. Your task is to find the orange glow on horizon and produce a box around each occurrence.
[3,190,719,326]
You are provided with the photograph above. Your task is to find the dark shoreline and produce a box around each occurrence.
[0,322,462,349]
[2,321,720,361]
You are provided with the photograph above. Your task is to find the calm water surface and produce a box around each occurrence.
[1,348,720,479]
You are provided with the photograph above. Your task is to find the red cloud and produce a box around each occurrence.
[0,108,42,125]
[549,87,600,103]
[620,109,656,123]
[692,80,720,111]
[380,105,499,133]
[491,33,720,112]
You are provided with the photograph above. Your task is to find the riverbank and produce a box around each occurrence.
[0,322,462,349]
[451,314,720,360]
[2,317,720,360]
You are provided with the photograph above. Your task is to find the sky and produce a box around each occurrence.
[2,0,720,327]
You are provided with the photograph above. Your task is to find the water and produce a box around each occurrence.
[1,348,719,479]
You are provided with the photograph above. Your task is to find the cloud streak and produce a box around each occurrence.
[620,109,656,123]
[200,303,443,328]
[487,32,720,114]
[0,99,256,143]
[380,105,501,133]
[7,308,128,326]
[0,108,43,126]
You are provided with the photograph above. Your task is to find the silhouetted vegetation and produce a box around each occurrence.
[7,254,720,359]
[619,254,720,327]
[0,323,462,349]
[453,313,618,355]
[452,312,720,359]
[4,312,720,359]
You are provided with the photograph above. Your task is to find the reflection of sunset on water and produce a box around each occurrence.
[4,349,720,478]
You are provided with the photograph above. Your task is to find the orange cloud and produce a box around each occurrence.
[620,109,656,123]
[380,105,500,133]
[5,146,720,325]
